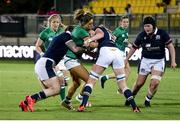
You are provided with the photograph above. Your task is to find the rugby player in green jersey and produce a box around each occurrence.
[61,9,96,110]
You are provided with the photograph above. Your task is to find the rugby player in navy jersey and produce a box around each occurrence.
[19,26,85,112]
[124,16,177,107]
[77,25,140,112]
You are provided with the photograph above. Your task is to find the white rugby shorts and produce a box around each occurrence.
[35,57,56,81]
[56,57,67,70]
[96,47,125,69]
[139,57,165,75]
[64,56,81,70]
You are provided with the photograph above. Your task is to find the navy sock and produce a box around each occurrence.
[31,91,46,102]
[132,91,137,97]
[124,89,137,108]
[146,95,152,101]
[65,96,71,100]
[81,85,92,106]
[64,96,71,103]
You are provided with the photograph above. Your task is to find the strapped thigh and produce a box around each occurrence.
[151,75,162,81]
[89,71,100,80]
[116,74,126,82]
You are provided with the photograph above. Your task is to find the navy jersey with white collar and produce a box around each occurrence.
[43,32,72,65]
[96,27,116,49]
[133,28,172,59]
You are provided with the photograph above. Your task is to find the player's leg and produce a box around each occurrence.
[112,49,139,112]
[77,64,105,112]
[143,58,165,107]
[62,64,90,110]
[19,58,62,112]
[124,73,148,106]
[20,65,48,112]
[77,47,118,111]
[61,69,81,110]
[57,59,70,84]
[144,68,163,107]
[55,60,69,101]
[116,61,131,94]
[133,74,148,96]
[70,64,93,107]
[99,73,115,88]
[56,70,66,101]
[62,70,70,84]
[125,57,150,106]
[113,67,140,112]
[124,61,131,81]
[56,72,67,102]
[20,76,61,112]
[62,57,82,106]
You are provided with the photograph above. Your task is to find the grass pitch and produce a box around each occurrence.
[0,60,180,120]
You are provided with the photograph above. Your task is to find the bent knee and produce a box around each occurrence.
[73,81,81,88]
[150,80,160,88]
[50,85,61,94]
[151,75,162,81]
[136,82,144,88]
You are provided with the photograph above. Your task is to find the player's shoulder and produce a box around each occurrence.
[39,28,51,35]
[157,28,168,35]
[114,27,123,32]
[73,25,86,34]
[43,27,51,32]
[57,32,71,38]
[137,31,146,38]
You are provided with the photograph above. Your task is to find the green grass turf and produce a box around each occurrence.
[0,60,180,120]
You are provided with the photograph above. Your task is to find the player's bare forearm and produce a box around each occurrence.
[167,43,177,68]
[66,40,85,53]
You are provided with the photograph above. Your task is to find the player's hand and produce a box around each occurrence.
[89,30,95,37]
[83,40,90,47]
[171,62,177,70]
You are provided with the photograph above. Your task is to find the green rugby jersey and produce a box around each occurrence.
[66,25,89,59]
[39,27,64,51]
[113,27,128,52]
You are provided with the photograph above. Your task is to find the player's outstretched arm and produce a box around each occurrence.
[65,40,85,53]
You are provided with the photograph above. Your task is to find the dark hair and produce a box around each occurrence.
[127,4,131,7]
[65,25,75,32]
[120,15,129,21]
[74,9,93,26]
[143,16,156,28]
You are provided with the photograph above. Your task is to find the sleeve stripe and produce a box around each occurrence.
[65,39,73,44]
[165,39,172,45]
[132,43,139,49]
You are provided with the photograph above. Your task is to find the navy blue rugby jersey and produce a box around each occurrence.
[132,28,172,59]
[43,32,72,64]
[96,27,116,49]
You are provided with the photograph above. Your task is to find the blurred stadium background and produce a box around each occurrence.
[0,0,180,61]
[0,0,180,65]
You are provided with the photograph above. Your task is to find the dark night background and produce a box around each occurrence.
[0,0,54,14]
[0,0,90,14]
